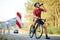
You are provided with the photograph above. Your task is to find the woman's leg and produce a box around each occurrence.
[43,23,47,35]
[43,23,50,39]
[33,18,37,28]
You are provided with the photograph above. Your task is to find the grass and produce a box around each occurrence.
[47,26,60,34]
[0,37,3,40]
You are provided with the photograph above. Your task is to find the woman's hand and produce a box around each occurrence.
[36,17,40,19]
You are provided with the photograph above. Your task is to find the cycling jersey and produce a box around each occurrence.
[33,8,44,18]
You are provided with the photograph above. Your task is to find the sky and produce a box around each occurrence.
[0,0,27,21]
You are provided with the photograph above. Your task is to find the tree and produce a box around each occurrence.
[25,0,60,27]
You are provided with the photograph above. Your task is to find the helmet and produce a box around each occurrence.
[34,2,43,7]
[34,2,40,7]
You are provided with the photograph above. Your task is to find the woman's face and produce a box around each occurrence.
[36,3,40,8]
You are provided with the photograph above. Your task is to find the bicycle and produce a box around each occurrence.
[29,19,46,39]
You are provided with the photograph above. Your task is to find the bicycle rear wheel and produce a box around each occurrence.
[35,24,43,39]
[29,25,34,38]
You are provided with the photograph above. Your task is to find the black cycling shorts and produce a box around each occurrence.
[33,18,44,25]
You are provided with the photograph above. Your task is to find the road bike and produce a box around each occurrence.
[29,19,46,39]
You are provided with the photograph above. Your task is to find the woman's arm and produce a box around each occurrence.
[40,5,47,12]
[33,14,40,19]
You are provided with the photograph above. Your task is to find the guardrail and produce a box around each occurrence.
[0,12,23,35]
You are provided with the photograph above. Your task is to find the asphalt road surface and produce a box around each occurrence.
[1,33,60,40]
[0,30,60,40]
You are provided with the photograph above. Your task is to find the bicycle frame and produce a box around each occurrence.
[38,19,46,24]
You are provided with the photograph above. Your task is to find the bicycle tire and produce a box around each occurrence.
[35,24,43,39]
[29,25,34,38]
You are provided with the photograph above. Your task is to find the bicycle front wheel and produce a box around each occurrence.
[35,24,43,39]
[29,25,34,38]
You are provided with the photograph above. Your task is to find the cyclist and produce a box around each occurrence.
[32,2,50,39]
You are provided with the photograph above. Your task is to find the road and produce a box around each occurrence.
[0,30,60,40]
[0,29,60,40]
[1,33,60,40]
